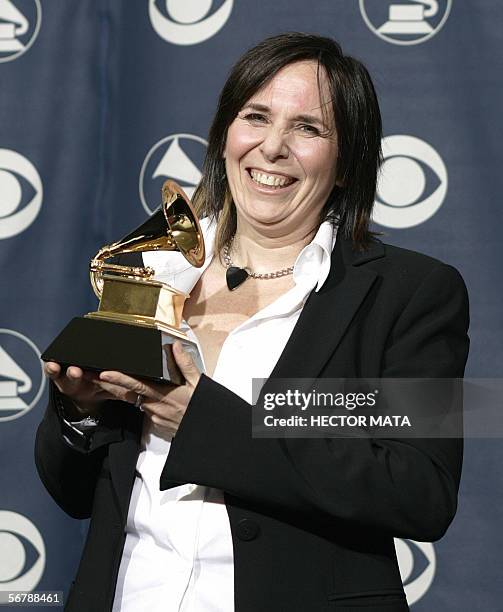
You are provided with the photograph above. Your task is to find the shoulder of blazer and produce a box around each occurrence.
[339,234,449,270]
[333,233,464,290]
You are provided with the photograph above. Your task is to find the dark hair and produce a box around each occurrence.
[192,32,382,252]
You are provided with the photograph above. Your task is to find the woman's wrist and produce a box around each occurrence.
[55,390,102,423]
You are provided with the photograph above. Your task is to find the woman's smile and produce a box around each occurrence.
[246,167,298,192]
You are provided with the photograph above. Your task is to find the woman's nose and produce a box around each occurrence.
[259,127,289,162]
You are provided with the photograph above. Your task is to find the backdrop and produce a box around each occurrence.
[1,1,502,609]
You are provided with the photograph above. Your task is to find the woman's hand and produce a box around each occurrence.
[97,341,201,437]
[43,362,110,417]
[43,342,201,430]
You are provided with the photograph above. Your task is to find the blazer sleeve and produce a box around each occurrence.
[34,383,123,519]
[160,263,469,541]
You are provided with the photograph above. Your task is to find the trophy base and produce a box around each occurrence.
[41,317,202,385]
[85,310,189,338]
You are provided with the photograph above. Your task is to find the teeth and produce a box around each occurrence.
[250,169,294,188]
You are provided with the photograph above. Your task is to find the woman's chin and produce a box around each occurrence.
[237,206,289,228]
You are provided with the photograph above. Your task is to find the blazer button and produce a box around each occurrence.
[236,518,260,541]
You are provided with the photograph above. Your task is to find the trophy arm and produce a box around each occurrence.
[90,244,155,299]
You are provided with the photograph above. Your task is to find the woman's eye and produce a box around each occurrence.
[243,113,267,123]
[298,124,320,136]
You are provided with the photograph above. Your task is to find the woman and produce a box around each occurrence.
[36,33,469,611]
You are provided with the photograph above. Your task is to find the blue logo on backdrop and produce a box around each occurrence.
[0,329,45,422]
[359,0,451,45]
[148,0,233,45]
[139,133,207,215]
[395,539,436,605]
[0,511,45,590]
[0,0,41,63]
[0,148,43,239]
[372,135,447,229]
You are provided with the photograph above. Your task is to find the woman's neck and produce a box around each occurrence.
[230,218,316,273]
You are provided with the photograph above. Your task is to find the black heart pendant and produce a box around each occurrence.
[226,266,249,290]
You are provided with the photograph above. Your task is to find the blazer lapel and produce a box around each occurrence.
[265,234,385,385]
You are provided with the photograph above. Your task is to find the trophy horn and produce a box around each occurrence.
[90,180,205,298]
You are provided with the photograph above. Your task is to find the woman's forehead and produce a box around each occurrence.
[244,61,333,121]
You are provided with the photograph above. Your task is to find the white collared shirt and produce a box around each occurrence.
[112,218,337,612]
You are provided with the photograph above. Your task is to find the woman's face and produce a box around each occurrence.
[224,60,338,238]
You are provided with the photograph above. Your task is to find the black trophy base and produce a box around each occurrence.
[41,317,194,384]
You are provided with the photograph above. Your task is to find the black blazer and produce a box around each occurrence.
[35,235,469,612]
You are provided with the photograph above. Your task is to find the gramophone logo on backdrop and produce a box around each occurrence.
[0,329,45,422]
[148,0,233,45]
[139,133,207,215]
[372,135,447,229]
[0,0,41,63]
[395,539,436,605]
[359,0,451,45]
[0,148,43,239]
[0,511,45,590]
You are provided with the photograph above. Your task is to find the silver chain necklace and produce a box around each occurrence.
[223,237,294,290]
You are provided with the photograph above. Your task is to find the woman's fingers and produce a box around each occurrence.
[43,361,104,405]
[172,341,201,387]
[98,371,164,403]
[66,366,84,379]
[96,368,193,437]
[60,366,87,395]
[95,379,142,405]
[43,361,61,379]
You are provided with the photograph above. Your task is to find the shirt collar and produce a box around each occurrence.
[292,220,337,292]
[142,217,336,294]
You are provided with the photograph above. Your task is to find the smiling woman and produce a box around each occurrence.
[36,32,469,612]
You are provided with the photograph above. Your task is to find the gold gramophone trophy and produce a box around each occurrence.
[42,180,205,385]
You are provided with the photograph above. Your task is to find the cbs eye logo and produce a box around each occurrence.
[148,0,233,45]
[359,0,452,46]
[395,538,436,605]
[0,511,45,590]
[372,135,447,229]
[0,0,41,63]
[0,149,43,239]
[139,133,207,215]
